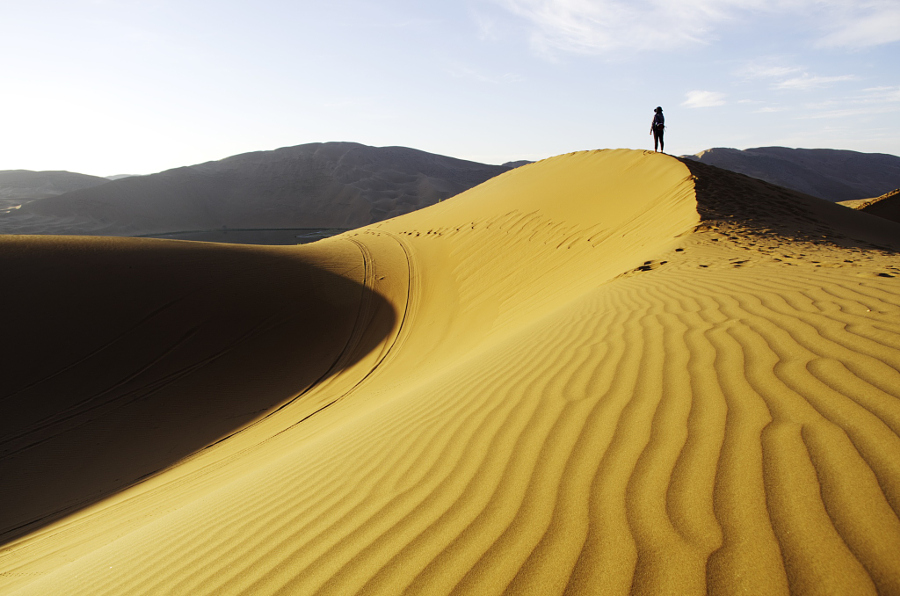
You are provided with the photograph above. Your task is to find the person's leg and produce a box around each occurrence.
[653,130,659,151]
[660,132,664,153]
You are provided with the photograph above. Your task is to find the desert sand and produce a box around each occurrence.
[840,189,900,225]
[1,149,899,595]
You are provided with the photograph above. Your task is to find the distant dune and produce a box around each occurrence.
[0,142,510,236]
[684,146,900,202]
[2,150,899,595]
[839,188,900,225]
[0,170,109,214]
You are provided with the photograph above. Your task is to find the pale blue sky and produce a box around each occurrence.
[2,0,898,176]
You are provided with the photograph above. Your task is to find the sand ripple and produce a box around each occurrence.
[2,150,899,595]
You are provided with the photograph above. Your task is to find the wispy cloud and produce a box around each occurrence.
[738,59,858,91]
[798,85,900,119]
[493,0,900,55]
[472,9,503,41]
[682,90,727,108]
[447,63,525,85]
[736,98,789,113]
[493,0,735,55]
[817,1,900,48]
[737,62,803,80]
[861,86,900,103]
[775,74,858,90]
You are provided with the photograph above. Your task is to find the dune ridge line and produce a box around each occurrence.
[1,149,899,595]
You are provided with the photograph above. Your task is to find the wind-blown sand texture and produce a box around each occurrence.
[840,189,900,225]
[2,149,899,595]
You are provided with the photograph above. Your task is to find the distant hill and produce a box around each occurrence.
[0,143,512,236]
[839,188,900,225]
[502,160,533,169]
[0,170,109,214]
[683,147,900,202]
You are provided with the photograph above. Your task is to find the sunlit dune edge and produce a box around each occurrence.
[839,188,900,225]
[1,149,899,595]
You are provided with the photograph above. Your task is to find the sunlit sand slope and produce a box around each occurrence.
[2,150,900,595]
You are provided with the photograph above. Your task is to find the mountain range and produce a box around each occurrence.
[0,143,897,237]
[0,170,109,215]
[683,146,900,202]
[0,143,511,236]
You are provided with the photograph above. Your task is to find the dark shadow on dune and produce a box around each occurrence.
[138,227,351,245]
[680,158,900,253]
[0,236,395,546]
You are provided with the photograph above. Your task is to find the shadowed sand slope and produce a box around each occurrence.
[0,237,397,544]
[2,150,900,595]
[840,189,900,225]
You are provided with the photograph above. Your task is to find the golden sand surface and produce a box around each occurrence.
[840,189,900,225]
[1,149,899,595]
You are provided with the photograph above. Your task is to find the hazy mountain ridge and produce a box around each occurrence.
[683,147,900,202]
[0,170,109,201]
[0,143,511,236]
[3,144,899,238]
[0,170,110,214]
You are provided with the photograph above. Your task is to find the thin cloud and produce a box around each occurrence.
[682,90,727,108]
[738,60,858,92]
[472,10,502,41]
[797,85,900,119]
[737,62,803,80]
[861,86,900,102]
[493,0,900,55]
[775,74,858,90]
[817,2,900,48]
[801,105,900,119]
[447,63,525,85]
[493,0,739,55]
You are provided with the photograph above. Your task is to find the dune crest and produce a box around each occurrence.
[839,188,900,225]
[2,149,899,595]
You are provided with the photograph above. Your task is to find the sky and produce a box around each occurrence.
[1,0,898,177]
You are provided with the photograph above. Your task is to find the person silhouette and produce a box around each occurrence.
[650,106,665,153]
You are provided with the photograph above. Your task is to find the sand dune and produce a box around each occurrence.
[840,189,900,225]
[1,149,899,595]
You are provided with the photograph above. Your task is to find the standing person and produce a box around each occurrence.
[650,106,665,152]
